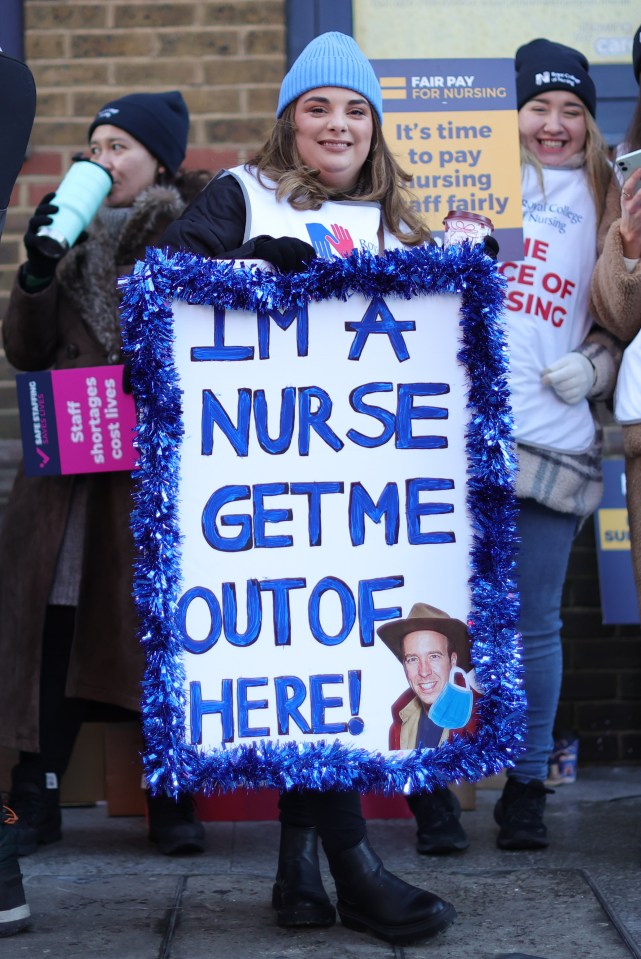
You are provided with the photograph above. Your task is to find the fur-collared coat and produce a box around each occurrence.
[590,218,641,613]
[0,184,189,752]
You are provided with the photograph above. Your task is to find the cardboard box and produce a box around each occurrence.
[60,722,105,805]
[104,722,146,817]
[477,771,507,789]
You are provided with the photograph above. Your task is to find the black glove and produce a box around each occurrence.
[252,235,317,273]
[483,234,500,261]
[23,192,60,279]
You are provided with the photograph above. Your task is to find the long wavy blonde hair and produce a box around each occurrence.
[249,102,431,247]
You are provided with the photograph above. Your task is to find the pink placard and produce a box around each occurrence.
[17,365,138,476]
[52,366,137,473]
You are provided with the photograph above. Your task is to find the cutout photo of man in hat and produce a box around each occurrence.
[378,603,482,751]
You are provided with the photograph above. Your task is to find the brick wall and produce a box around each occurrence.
[0,0,286,460]
[0,0,286,502]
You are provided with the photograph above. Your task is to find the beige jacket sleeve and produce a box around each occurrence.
[591,179,641,343]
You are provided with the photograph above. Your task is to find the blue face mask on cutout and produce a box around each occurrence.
[428,666,473,730]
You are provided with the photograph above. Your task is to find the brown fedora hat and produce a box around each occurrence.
[377,602,471,671]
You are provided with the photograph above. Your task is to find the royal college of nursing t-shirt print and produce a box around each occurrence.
[500,165,596,454]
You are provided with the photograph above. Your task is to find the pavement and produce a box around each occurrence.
[3,765,641,959]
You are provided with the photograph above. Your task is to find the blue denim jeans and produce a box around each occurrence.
[510,498,579,782]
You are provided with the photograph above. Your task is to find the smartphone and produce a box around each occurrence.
[615,148,641,192]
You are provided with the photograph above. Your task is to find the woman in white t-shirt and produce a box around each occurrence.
[491,39,620,850]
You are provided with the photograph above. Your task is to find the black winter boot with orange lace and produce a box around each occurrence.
[0,804,31,937]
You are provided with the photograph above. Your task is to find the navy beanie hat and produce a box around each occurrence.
[633,25,641,84]
[277,31,383,123]
[88,91,189,175]
[515,39,596,117]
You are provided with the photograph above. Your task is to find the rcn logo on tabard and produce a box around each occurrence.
[305,222,357,258]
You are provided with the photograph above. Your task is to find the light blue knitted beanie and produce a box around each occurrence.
[277,32,383,123]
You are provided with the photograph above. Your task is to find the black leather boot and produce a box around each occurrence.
[407,788,470,854]
[327,837,456,944]
[146,791,205,855]
[8,779,62,856]
[494,778,551,850]
[0,805,31,936]
[272,825,336,927]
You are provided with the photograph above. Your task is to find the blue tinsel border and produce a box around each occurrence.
[119,242,525,797]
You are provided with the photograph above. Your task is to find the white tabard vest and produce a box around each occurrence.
[228,165,408,257]
[501,165,597,453]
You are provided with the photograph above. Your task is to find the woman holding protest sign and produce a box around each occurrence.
[0,91,211,859]
[161,31,456,945]
[484,39,621,850]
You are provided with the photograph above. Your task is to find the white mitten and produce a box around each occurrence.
[541,352,595,405]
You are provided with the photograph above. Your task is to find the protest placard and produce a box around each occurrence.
[371,57,523,259]
[16,364,137,476]
[595,459,640,625]
[119,244,524,796]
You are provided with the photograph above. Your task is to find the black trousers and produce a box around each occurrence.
[278,788,366,855]
[16,605,87,785]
